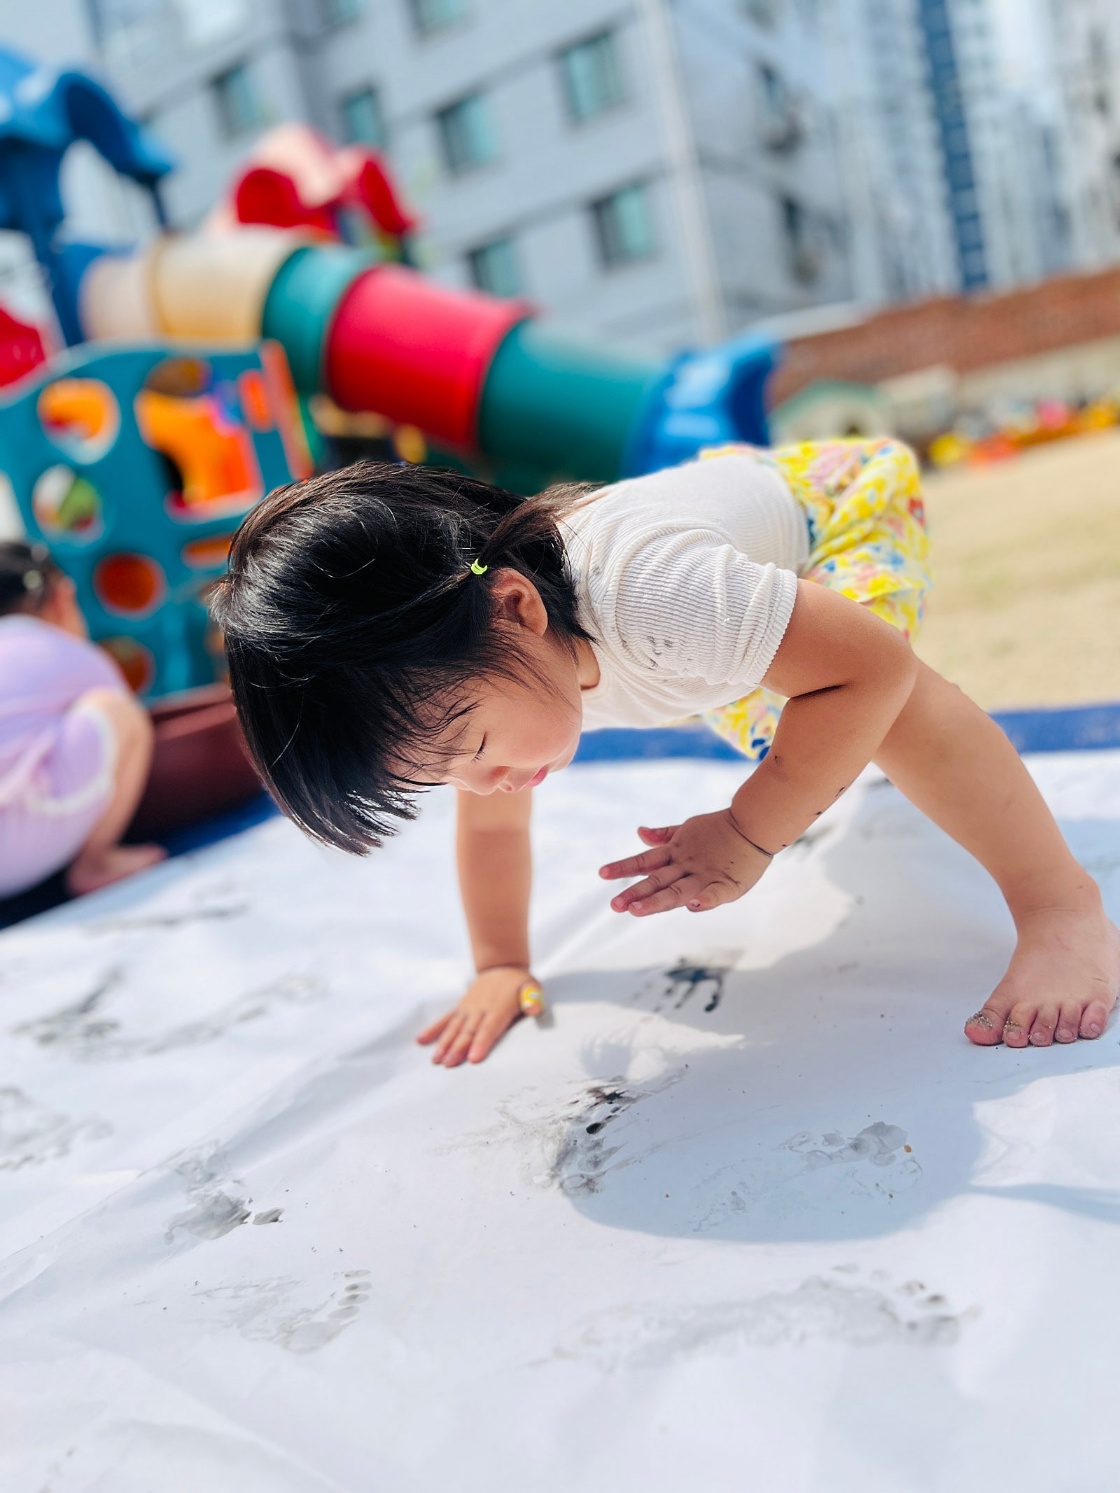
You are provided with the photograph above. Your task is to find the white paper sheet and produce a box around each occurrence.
[2,752,1120,1492]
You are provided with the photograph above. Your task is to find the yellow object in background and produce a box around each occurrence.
[517,981,546,1019]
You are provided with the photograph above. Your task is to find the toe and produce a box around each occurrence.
[1080,1000,1110,1040]
[1055,1000,1082,1043]
[965,996,1017,1046]
[1028,1003,1061,1046]
[1003,1000,1037,1048]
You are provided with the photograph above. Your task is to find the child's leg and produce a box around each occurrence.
[874,660,1119,1046]
[66,689,166,896]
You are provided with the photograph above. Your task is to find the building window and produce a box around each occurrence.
[321,0,363,24]
[436,93,497,173]
[212,62,265,139]
[409,0,468,35]
[341,86,386,148]
[467,237,521,297]
[559,31,626,123]
[592,183,655,267]
[780,196,820,283]
[758,62,803,151]
[742,0,781,24]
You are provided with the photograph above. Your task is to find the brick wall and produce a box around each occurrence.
[769,266,1120,406]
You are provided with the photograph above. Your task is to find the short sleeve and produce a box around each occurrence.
[590,524,798,691]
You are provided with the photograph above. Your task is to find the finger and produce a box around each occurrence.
[599,845,672,881]
[417,1012,454,1045]
[627,876,704,918]
[684,879,741,913]
[442,1014,483,1067]
[432,1011,468,1063]
[610,862,688,911]
[468,1008,512,1064]
[637,824,679,845]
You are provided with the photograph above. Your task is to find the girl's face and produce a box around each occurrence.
[435,572,598,796]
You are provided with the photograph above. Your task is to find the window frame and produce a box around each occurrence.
[558,29,627,125]
[340,84,387,149]
[409,0,469,37]
[436,91,498,175]
[211,60,265,140]
[591,181,656,269]
[321,0,363,28]
[466,236,522,298]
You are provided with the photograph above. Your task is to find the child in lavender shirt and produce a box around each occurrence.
[0,543,165,898]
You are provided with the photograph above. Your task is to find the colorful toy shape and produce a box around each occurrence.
[0,46,172,345]
[0,341,310,696]
[0,43,781,707]
[213,124,418,247]
[0,305,46,388]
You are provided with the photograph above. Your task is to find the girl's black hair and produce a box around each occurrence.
[0,541,63,617]
[210,461,592,854]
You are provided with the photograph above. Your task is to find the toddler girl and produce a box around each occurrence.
[212,442,1119,1064]
[0,542,165,898]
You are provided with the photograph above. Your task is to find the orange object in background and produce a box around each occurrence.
[94,552,166,616]
[100,635,156,693]
[237,368,274,431]
[181,533,233,569]
[259,340,313,480]
[135,387,263,514]
[38,378,119,457]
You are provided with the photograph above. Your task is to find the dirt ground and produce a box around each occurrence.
[914,429,1120,710]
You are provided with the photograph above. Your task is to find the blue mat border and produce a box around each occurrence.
[574,701,1120,765]
[173,701,1120,858]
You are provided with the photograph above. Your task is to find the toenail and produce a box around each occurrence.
[1029,1031,1049,1045]
[1087,1022,1102,1037]
[968,1011,994,1029]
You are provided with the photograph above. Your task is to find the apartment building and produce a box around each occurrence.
[0,0,1105,357]
[1043,0,1120,269]
[5,0,858,353]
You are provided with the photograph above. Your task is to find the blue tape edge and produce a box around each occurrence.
[574,701,1120,764]
[182,702,1120,858]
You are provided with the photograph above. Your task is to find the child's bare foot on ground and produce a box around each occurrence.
[965,903,1120,1048]
[66,843,167,896]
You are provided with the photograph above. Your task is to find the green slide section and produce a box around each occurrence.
[478,321,659,483]
[261,244,378,392]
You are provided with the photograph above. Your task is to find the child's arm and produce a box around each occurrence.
[416,785,535,1065]
[602,580,920,915]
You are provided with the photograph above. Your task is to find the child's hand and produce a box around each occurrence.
[599,809,772,917]
[416,966,532,1066]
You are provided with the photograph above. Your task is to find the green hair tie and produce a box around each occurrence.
[470,559,488,576]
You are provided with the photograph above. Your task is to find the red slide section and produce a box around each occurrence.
[324,264,531,450]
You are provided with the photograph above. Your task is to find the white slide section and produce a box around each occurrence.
[1,752,1119,1492]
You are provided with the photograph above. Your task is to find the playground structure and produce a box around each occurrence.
[0,47,775,700]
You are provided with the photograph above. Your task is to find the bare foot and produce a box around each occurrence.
[965,904,1120,1048]
[66,843,167,897]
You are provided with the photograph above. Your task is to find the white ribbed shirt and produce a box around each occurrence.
[561,452,809,731]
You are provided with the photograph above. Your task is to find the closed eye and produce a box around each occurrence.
[473,736,487,761]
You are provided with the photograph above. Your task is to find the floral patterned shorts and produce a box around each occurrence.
[700,438,931,761]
